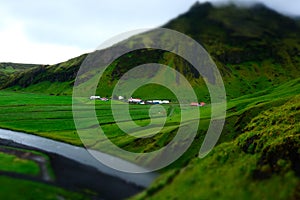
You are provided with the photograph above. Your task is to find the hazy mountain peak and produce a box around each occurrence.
[190,1,213,10]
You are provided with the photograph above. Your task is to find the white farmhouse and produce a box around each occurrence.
[162,100,170,104]
[90,96,101,100]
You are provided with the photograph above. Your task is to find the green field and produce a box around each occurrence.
[0,78,299,168]
[0,176,89,200]
[0,78,299,199]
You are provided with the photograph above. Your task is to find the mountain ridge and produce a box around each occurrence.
[1,2,300,100]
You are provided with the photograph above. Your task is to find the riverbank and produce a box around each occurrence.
[0,128,158,184]
[0,137,144,199]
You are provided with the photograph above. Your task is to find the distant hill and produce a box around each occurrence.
[295,16,300,26]
[1,2,300,100]
[0,62,42,85]
[1,55,87,95]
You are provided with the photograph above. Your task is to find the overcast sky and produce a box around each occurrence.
[0,0,299,64]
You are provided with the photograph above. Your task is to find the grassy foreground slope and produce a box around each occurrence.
[133,94,300,200]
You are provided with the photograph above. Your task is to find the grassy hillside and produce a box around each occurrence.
[163,2,300,99]
[133,88,300,200]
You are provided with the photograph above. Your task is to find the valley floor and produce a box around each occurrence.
[0,78,299,199]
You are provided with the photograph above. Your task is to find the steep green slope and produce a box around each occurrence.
[134,93,300,200]
[2,3,300,100]
[163,2,300,99]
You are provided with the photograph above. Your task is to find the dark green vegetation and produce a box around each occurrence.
[0,2,299,200]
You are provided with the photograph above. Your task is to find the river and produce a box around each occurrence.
[0,128,157,188]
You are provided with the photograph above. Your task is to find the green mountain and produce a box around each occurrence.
[1,2,300,100]
[162,2,300,98]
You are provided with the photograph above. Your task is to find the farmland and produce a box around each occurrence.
[0,78,299,169]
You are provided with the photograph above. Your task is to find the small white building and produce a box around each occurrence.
[162,100,170,104]
[153,100,163,104]
[90,96,101,100]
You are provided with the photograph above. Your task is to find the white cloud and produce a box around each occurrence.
[0,21,86,64]
[0,0,196,64]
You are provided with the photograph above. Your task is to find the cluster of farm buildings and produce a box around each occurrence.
[89,95,206,106]
[128,97,170,105]
[89,95,170,104]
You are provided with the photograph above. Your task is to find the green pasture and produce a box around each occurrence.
[0,176,89,200]
[0,78,298,168]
